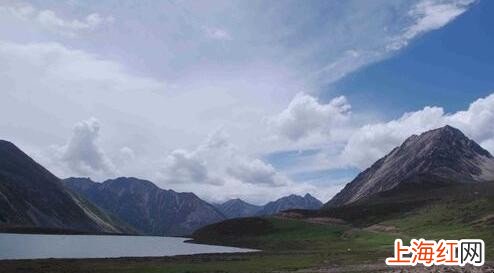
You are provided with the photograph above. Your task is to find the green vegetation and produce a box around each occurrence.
[1,218,395,273]
[2,183,493,273]
[193,217,394,263]
[384,195,494,256]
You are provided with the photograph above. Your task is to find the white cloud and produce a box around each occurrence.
[155,131,317,203]
[157,128,287,187]
[119,146,135,162]
[387,0,474,51]
[0,0,479,204]
[341,93,494,169]
[341,106,446,169]
[0,3,35,19]
[0,3,113,36]
[160,149,223,185]
[0,41,164,93]
[227,158,286,186]
[202,26,232,40]
[445,93,494,142]
[312,0,475,85]
[313,49,382,86]
[50,117,116,179]
[0,39,285,185]
[481,139,494,155]
[269,93,351,141]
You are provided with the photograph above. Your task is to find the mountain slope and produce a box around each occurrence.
[64,177,226,236]
[326,125,494,207]
[215,199,262,219]
[0,140,127,234]
[258,194,322,215]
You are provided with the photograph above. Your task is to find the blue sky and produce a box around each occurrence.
[1,0,494,204]
[331,0,494,116]
[266,0,494,192]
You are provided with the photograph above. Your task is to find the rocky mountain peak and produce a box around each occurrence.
[326,126,494,207]
[258,193,323,215]
[0,140,128,233]
[64,177,225,236]
[215,198,261,219]
[304,193,318,200]
[402,125,491,159]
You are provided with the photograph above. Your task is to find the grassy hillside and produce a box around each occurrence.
[382,185,494,255]
[2,182,493,273]
[192,216,395,265]
[187,182,494,271]
[1,217,396,273]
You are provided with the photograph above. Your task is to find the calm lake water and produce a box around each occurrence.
[0,233,256,260]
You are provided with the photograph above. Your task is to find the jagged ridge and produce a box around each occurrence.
[64,177,226,236]
[0,140,128,234]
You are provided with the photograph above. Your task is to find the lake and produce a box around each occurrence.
[0,233,256,260]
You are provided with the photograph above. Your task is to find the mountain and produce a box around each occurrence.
[257,194,323,215]
[326,125,494,207]
[64,177,226,236]
[215,194,324,219]
[214,199,262,219]
[0,140,128,234]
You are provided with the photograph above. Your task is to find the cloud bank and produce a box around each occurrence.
[0,0,480,204]
[157,129,287,187]
[0,3,113,36]
[271,92,494,172]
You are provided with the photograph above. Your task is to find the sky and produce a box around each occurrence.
[1,0,494,205]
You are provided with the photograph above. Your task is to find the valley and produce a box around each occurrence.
[2,180,493,272]
[2,1,494,272]
[1,126,494,272]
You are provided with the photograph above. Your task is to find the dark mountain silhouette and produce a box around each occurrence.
[0,140,127,234]
[257,193,322,215]
[214,199,262,219]
[326,125,494,207]
[64,177,226,236]
[216,194,323,219]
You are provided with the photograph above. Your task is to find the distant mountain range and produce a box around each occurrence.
[64,177,225,236]
[215,194,322,219]
[214,199,262,219]
[0,138,324,235]
[0,140,129,234]
[66,177,324,235]
[5,125,486,236]
[193,126,494,251]
[257,193,322,215]
[326,125,494,207]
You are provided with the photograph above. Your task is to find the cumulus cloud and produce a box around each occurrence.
[154,128,317,204]
[481,139,494,155]
[341,93,494,169]
[227,159,286,186]
[341,107,445,169]
[446,94,494,142]
[0,0,479,204]
[50,118,116,178]
[387,0,475,51]
[157,128,288,187]
[269,93,351,141]
[160,149,223,185]
[0,3,113,36]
